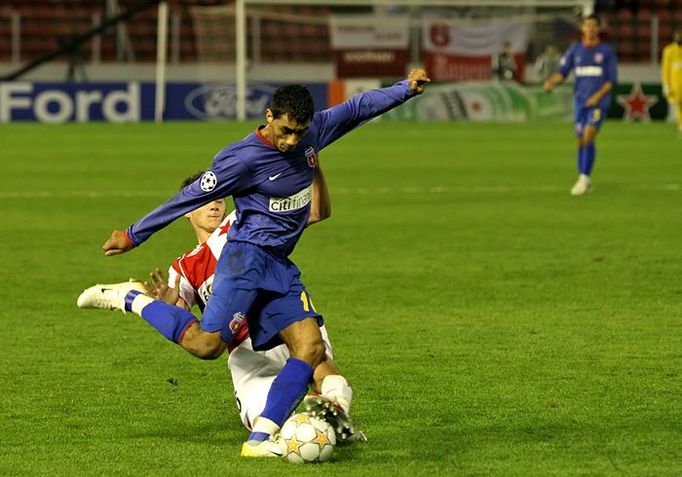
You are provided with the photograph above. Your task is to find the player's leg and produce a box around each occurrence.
[78,241,266,359]
[231,322,360,442]
[245,318,323,446]
[228,344,281,430]
[312,326,353,415]
[572,135,594,196]
[675,99,682,132]
[304,359,365,442]
[183,239,276,364]
[178,322,226,359]
[242,278,326,456]
[77,281,226,359]
[311,360,352,412]
[572,106,603,195]
[581,125,598,176]
[302,325,363,441]
[236,325,352,412]
[571,105,589,195]
[77,281,202,347]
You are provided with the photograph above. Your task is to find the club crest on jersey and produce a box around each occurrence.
[229,312,245,333]
[200,171,218,192]
[594,53,603,64]
[304,146,317,168]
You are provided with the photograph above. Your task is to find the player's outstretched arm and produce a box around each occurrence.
[103,229,135,256]
[407,68,431,95]
[315,68,431,149]
[543,72,564,92]
[104,158,249,256]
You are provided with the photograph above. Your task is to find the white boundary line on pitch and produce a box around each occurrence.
[0,184,680,199]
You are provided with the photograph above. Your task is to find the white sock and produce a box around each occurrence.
[321,375,353,414]
[131,294,154,315]
[250,417,279,438]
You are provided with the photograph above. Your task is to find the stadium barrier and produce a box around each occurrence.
[0,81,328,122]
[0,80,669,123]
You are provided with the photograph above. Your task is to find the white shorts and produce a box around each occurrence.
[228,325,333,430]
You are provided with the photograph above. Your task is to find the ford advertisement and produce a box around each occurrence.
[0,81,329,122]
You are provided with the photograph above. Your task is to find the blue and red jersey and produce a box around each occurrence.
[126,80,416,257]
[558,41,618,106]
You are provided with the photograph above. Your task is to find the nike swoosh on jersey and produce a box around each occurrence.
[268,173,283,181]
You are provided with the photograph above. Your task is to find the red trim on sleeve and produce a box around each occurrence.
[124,230,136,248]
[177,319,198,344]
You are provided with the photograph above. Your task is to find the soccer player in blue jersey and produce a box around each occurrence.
[544,15,618,196]
[98,68,430,457]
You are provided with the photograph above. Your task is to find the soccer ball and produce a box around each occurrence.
[278,412,336,463]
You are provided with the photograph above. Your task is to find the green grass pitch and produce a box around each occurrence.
[0,120,680,476]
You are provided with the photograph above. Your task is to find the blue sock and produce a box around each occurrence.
[577,145,587,174]
[248,358,313,440]
[583,142,595,175]
[248,432,271,443]
[131,294,197,343]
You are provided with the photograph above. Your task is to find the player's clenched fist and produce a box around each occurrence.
[408,68,430,94]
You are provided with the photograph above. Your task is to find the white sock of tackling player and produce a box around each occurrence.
[321,375,353,414]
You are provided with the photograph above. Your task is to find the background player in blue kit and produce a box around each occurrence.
[98,68,430,457]
[544,15,618,196]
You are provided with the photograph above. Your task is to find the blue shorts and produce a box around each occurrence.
[199,241,323,351]
[574,98,610,137]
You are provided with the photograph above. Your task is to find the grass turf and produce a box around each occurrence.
[0,120,680,476]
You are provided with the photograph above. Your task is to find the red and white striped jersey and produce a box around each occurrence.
[167,211,237,311]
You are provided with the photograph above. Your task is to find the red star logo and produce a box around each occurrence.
[218,220,231,236]
[616,83,658,121]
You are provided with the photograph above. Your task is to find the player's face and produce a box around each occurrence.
[186,199,226,234]
[581,18,600,42]
[266,111,310,153]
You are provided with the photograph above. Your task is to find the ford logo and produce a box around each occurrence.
[185,83,276,120]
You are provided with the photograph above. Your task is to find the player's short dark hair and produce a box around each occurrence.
[582,14,600,25]
[181,171,204,190]
[270,85,315,124]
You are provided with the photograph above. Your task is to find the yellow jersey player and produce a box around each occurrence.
[661,30,682,133]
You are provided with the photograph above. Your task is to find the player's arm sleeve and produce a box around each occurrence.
[557,44,575,78]
[168,265,197,309]
[307,163,331,226]
[606,47,618,85]
[314,80,416,149]
[126,154,250,246]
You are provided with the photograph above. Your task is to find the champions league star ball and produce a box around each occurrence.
[278,413,336,463]
[199,171,217,192]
